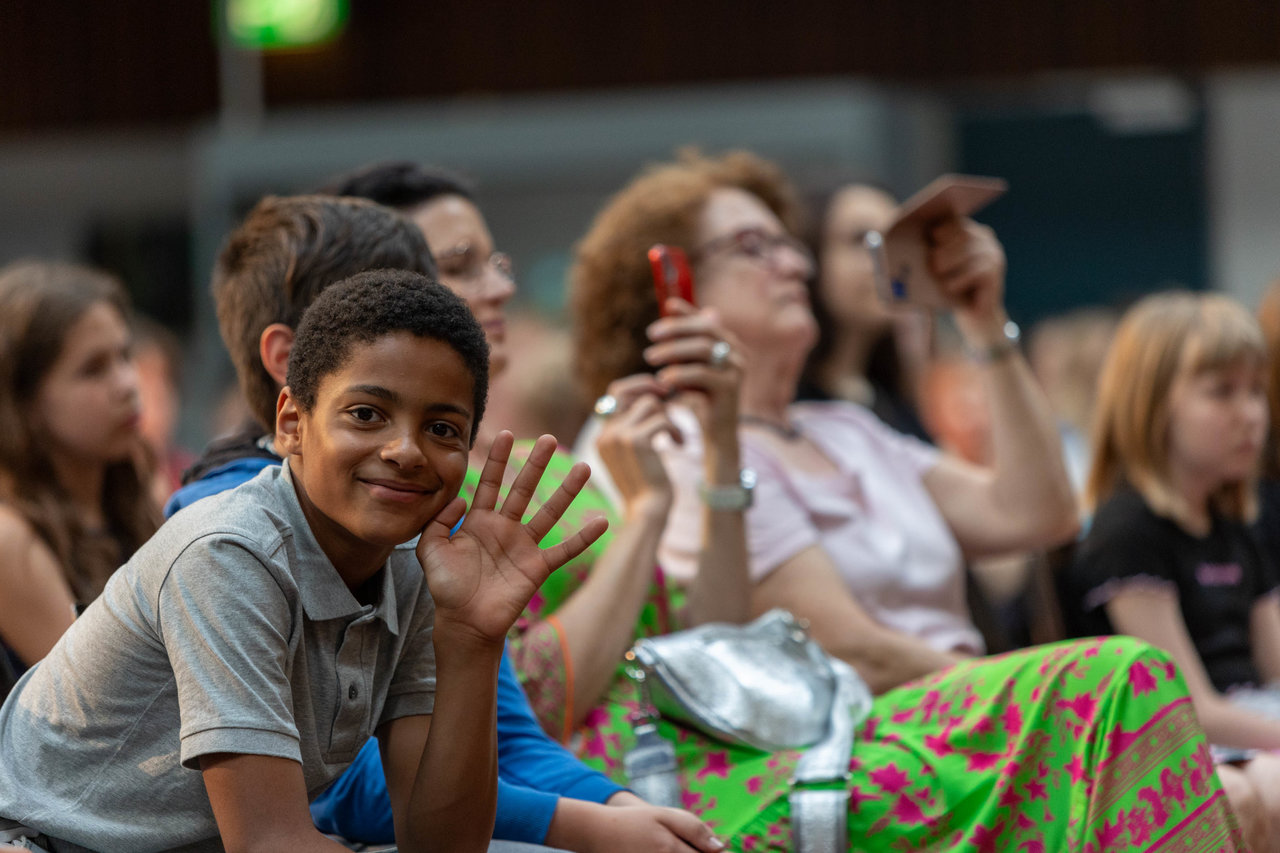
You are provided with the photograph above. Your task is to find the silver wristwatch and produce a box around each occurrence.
[964,319,1022,363]
[699,468,756,510]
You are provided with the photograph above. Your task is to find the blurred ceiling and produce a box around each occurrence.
[5,0,1280,132]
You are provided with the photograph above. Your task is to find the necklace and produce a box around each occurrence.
[739,413,802,441]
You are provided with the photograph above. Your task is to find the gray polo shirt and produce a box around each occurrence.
[0,462,436,852]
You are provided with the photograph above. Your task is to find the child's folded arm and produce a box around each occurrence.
[378,632,506,853]
[200,751,353,853]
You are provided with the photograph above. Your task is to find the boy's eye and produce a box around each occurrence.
[350,406,381,423]
[427,422,460,439]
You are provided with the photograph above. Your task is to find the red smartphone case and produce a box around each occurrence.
[648,245,695,315]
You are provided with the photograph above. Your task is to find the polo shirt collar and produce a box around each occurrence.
[276,459,401,635]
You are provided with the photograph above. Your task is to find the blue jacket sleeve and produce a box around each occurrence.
[309,737,561,845]
[495,649,625,806]
[310,648,623,845]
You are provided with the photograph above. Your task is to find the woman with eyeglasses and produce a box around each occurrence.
[564,150,1242,850]
[577,152,1079,692]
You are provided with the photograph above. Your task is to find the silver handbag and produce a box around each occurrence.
[623,609,873,853]
[628,608,842,750]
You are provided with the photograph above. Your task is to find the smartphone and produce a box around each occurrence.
[648,245,695,316]
[865,174,1008,310]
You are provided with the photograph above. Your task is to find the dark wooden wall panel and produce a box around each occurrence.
[5,1,1280,132]
[1,0,219,130]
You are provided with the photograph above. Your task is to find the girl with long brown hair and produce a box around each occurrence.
[0,260,158,682]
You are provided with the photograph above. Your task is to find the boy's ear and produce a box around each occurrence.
[275,386,303,456]
[260,324,295,387]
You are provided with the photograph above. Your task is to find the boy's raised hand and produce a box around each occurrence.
[416,431,608,642]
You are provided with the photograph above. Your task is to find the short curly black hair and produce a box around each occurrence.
[287,270,490,443]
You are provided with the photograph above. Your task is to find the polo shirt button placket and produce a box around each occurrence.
[326,618,373,759]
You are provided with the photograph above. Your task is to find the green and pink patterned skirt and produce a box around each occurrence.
[578,637,1240,852]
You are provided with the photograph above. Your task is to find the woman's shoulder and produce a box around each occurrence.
[0,504,42,555]
[790,399,937,473]
[0,504,57,580]
[792,398,928,444]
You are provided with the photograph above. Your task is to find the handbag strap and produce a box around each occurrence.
[789,658,871,853]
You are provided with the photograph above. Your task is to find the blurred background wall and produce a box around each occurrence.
[3,0,1279,447]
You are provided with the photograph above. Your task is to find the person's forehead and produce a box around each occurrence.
[827,186,895,232]
[57,301,129,354]
[319,333,468,388]
[408,195,486,244]
[698,187,782,239]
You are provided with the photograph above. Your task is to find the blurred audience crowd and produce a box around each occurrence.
[1,146,1278,852]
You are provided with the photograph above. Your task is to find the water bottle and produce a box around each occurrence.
[623,720,682,808]
[622,655,682,808]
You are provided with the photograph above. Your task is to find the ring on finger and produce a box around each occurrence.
[709,340,732,369]
[594,393,619,417]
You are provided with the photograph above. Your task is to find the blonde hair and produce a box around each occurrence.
[1087,291,1265,526]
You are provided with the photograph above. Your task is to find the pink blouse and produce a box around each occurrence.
[655,400,983,655]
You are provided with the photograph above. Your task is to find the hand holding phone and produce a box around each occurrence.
[865,175,1007,310]
[648,245,695,316]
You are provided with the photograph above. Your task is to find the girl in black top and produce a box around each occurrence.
[1070,487,1278,695]
[1066,290,1280,849]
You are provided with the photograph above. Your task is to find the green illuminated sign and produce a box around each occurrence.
[220,0,349,50]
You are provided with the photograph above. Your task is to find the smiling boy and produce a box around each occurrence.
[165,193,644,850]
[0,271,605,852]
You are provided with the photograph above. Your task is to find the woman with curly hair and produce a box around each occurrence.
[574,150,1079,684]
[558,150,1246,850]
[0,260,158,689]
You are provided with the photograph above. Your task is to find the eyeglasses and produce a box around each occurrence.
[692,227,815,276]
[434,243,515,286]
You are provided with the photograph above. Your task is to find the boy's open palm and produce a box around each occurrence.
[417,432,608,642]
